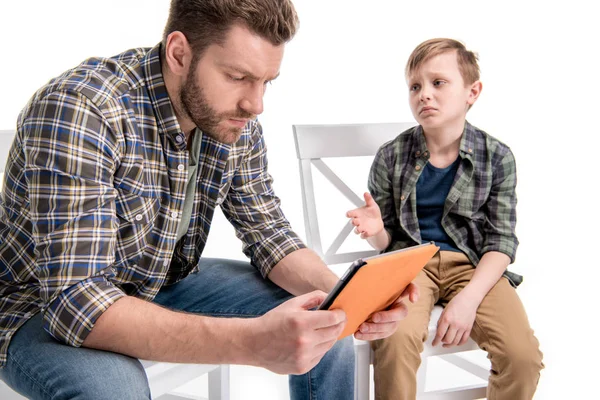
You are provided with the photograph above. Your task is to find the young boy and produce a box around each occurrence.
[347,38,544,399]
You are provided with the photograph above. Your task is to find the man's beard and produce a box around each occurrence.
[180,69,255,144]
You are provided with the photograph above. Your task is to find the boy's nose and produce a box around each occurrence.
[420,88,432,102]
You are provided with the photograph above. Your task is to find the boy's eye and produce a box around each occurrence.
[410,84,420,91]
[433,80,445,86]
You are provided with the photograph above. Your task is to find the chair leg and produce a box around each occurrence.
[354,342,371,400]
[208,365,230,400]
[417,356,428,395]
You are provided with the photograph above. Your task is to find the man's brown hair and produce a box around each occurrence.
[406,38,480,85]
[162,0,299,59]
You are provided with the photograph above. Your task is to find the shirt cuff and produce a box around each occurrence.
[250,229,307,277]
[481,236,518,264]
[42,274,125,347]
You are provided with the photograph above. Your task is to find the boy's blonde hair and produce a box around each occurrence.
[406,38,480,85]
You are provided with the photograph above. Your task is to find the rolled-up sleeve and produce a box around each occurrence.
[481,147,519,262]
[22,90,125,347]
[219,125,305,277]
[368,145,398,242]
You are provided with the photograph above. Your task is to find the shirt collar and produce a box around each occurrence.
[458,121,476,160]
[142,43,187,151]
[411,121,476,160]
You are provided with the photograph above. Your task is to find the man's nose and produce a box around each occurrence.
[239,84,264,116]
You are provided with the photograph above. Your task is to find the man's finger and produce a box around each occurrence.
[398,282,419,303]
[371,302,408,323]
[358,321,398,335]
[287,290,328,310]
[304,308,347,330]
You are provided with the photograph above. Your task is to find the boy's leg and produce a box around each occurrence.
[0,313,150,400]
[371,255,441,400]
[153,257,354,400]
[440,252,544,400]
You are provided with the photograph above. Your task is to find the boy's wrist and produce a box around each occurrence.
[460,283,486,305]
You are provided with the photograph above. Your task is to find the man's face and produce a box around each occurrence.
[407,51,478,132]
[179,24,284,144]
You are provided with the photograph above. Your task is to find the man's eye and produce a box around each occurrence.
[228,74,245,82]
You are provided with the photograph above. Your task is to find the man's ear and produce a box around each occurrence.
[164,31,193,78]
[467,80,483,106]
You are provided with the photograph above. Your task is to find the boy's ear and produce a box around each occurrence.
[467,80,483,106]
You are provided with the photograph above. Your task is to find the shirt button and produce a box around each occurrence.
[175,135,184,143]
[135,214,143,221]
[415,151,421,156]
[423,151,429,156]
[177,164,185,171]
[400,195,406,201]
[415,165,421,171]
[468,148,473,153]
[163,260,169,267]
[171,211,179,219]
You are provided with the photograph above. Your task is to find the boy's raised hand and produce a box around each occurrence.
[346,192,384,239]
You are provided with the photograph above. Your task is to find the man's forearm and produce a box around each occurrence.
[268,248,339,295]
[83,296,255,365]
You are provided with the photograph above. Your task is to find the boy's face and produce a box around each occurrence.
[176,24,284,144]
[406,51,480,133]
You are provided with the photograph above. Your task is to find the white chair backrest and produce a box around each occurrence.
[0,130,16,174]
[293,122,415,265]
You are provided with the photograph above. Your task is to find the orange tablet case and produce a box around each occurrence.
[320,242,439,339]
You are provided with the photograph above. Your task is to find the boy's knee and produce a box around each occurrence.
[498,340,544,380]
[373,327,426,358]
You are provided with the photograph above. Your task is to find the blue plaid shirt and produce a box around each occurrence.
[0,44,305,367]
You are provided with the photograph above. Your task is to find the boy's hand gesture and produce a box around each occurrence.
[346,192,384,239]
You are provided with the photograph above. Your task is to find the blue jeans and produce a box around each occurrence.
[0,258,355,399]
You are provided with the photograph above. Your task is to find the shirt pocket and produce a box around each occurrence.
[114,188,161,225]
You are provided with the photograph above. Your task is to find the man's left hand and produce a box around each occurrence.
[354,283,419,341]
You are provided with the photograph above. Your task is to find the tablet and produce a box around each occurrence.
[318,242,439,339]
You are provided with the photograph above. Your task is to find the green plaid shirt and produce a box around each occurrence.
[0,44,305,367]
[369,122,522,286]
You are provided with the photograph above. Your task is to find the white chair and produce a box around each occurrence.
[293,123,490,400]
[0,129,230,400]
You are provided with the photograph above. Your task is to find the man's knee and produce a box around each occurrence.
[5,352,151,400]
[57,356,151,400]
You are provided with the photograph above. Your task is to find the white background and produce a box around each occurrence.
[1,1,598,399]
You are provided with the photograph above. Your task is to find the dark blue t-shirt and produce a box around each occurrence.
[416,157,461,252]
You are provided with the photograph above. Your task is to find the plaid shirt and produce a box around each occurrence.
[0,44,305,367]
[369,122,522,286]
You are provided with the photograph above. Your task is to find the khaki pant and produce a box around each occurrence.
[372,251,544,400]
